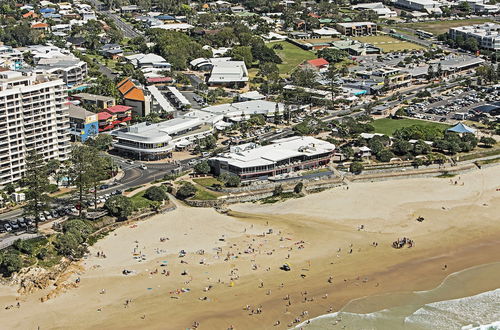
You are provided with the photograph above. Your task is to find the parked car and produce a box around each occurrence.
[9,220,19,230]
[4,223,12,232]
[18,218,27,228]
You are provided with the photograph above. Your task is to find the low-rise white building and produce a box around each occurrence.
[395,0,442,14]
[150,23,194,32]
[207,60,248,88]
[208,136,335,180]
[110,117,212,159]
[352,2,397,17]
[449,23,500,50]
[125,53,171,70]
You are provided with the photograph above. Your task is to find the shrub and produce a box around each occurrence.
[105,195,133,220]
[376,149,395,162]
[480,136,496,147]
[144,186,168,201]
[0,250,23,276]
[176,182,197,199]
[273,185,283,196]
[63,219,94,242]
[47,184,59,194]
[350,162,364,174]
[294,182,304,194]
[219,173,241,187]
[53,232,87,259]
[13,237,49,255]
[194,161,211,174]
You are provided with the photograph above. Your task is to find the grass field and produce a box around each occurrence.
[129,190,155,211]
[269,41,316,75]
[396,18,495,35]
[192,184,223,200]
[353,35,425,52]
[372,118,451,136]
[193,177,223,188]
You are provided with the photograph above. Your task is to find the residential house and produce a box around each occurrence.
[125,53,171,70]
[303,58,330,72]
[100,43,123,59]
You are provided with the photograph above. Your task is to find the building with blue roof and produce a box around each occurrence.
[39,7,56,14]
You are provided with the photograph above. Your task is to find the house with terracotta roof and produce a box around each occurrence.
[22,11,38,19]
[303,58,330,72]
[117,77,151,117]
[31,22,49,31]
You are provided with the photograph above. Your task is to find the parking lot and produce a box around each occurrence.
[405,87,500,123]
[0,187,123,238]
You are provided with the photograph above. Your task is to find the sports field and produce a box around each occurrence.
[372,118,451,136]
[353,35,425,52]
[268,41,316,75]
[396,18,495,35]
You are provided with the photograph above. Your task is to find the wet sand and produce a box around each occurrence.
[0,166,499,329]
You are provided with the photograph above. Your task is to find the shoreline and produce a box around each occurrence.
[0,165,498,329]
[295,261,500,329]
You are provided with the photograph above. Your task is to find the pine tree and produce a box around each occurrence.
[23,150,51,231]
[70,145,96,217]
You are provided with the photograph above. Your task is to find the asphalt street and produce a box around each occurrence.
[87,0,142,39]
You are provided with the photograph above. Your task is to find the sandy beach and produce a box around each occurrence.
[0,165,499,330]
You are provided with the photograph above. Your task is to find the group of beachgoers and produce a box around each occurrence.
[392,237,414,249]
[86,214,386,329]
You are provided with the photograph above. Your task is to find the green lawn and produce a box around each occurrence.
[129,190,155,211]
[372,118,451,136]
[86,54,119,70]
[193,177,223,188]
[192,184,223,200]
[353,35,425,52]
[396,18,495,36]
[270,41,316,75]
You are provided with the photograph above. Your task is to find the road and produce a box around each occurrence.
[88,0,141,39]
[108,12,141,39]
[0,155,191,223]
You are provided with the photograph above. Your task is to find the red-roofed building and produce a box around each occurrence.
[146,77,174,85]
[303,58,330,71]
[97,112,116,132]
[105,105,132,124]
[23,11,38,19]
[31,22,49,30]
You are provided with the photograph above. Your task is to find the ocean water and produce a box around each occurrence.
[296,262,500,330]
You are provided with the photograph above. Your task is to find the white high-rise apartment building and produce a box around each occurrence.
[0,71,70,186]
